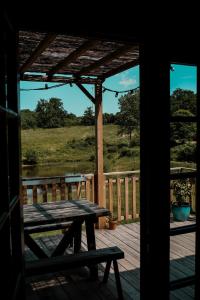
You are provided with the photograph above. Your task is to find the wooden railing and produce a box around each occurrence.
[21,167,196,223]
[21,171,140,222]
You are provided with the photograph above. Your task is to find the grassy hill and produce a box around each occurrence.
[21,125,140,175]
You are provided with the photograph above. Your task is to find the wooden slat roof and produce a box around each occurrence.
[19,31,139,81]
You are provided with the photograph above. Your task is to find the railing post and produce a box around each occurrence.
[94,80,105,228]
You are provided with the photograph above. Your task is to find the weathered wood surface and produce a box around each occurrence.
[24,199,110,227]
[19,31,139,78]
[26,246,124,277]
[25,221,195,300]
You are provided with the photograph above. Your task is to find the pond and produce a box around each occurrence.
[22,161,95,178]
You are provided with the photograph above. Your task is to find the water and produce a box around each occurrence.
[22,161,95,178]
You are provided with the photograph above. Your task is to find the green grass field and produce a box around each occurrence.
[21,124,140,176]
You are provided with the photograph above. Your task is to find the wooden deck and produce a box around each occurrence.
[25,220,195,300]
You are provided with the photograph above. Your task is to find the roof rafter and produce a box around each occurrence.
[101,59,140,79]
[22,74,98,84]
[76,44,137,76]
[19,33,57,74]
[47,39,98,79]
[76,82,95,104]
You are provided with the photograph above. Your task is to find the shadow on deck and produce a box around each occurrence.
[25,221,195,300]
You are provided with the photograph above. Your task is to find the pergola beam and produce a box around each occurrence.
[21,74,98,85]
[47,39,98,79]
[76,44,136,76]
[94,81,105,228]
[75,82,95,104]
[102,59,139,79]
[19,33,57,74]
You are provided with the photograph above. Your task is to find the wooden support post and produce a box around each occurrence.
[94,80,105,228]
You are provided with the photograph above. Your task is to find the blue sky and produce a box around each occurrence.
[20,64,196,116]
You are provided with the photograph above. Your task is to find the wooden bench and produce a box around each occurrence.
[26,246,124,300]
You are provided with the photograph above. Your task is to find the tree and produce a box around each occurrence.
[81,107,95,125]
[170,109,196,146]
[35,98,66,128]
[21,109,37,129]
[103,113,115,124]
[171,88,196,115]
[116,91,140,142]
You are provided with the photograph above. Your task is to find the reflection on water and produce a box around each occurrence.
[22,162,95,178]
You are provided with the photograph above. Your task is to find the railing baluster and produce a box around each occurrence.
[52,183,57,201]
[86,178,91,201]
[108,178,113,214]
[125,177,129,220]
[22,185,28,204]
[92,175,95,203]
[60,178,66,200]
[117,177,121,221]
[132,177,137,220]
[32,185,37,204]
[42,184,48,202]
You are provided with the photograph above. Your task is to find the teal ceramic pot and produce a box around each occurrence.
[171,204,191,221]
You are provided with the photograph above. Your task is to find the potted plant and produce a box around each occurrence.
[171,178,192,221]
[107,214,118,230]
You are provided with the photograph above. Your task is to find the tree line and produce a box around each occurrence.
[21,92,140,131]
[21,88,197,153]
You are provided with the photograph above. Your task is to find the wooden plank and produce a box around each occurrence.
[60,178,66,200]
[52,183,57,201]
[42,184,48,203]
[108,178,113,214]
[76,82,95,104]
[94,81,105,228]
[22,185,28,204]
[26,246,124,277]
[32,186,37,204]
[117,177,121,222]
[47,39,98,78]
[19,33,57,74]
[132,177,137,220]
[22,73,98,84]
[125,177,129,220]
[77,44,135,76]
[102,59,139,79]
[91,175,95,203]
[86,179,91,201]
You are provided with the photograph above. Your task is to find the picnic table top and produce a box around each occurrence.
[23,199,110,227]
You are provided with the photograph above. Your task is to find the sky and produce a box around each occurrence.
[20,64,197,116]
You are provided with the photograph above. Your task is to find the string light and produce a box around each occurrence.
[20,81,140,97]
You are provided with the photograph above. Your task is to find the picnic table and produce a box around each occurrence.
[23,199,110,278]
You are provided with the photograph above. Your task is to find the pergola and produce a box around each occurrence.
[3,10,200,299]
[18,31,139,227]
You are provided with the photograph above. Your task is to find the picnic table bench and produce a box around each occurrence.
[26,246,124,300]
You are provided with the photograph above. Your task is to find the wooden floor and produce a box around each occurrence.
[25,220,195,300]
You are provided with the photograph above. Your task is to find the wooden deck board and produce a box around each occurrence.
[25,221,195,300]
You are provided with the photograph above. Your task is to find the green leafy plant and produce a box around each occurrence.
[171,178,192,206]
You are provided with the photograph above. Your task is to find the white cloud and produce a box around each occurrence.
[119,77,137,87]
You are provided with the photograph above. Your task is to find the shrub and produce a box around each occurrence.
[23,149,38,165]
[172,143,196,162]
[119,147,133,157]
